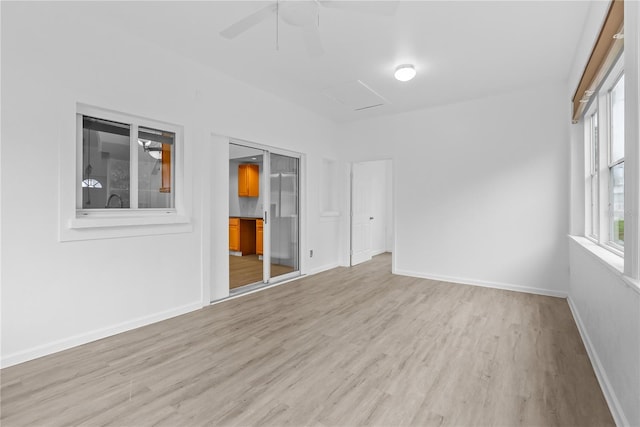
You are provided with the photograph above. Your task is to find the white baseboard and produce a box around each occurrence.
[309,262,340,275]
[567,297,628,427]
[1,301,202,369]
[392,269,568,298]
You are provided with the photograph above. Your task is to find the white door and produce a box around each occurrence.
[351,162,374,265]
[369,160,389,256]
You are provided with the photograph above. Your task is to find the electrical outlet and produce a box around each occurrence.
[310,249,314,258]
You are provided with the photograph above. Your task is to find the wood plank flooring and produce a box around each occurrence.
[1,254,614,426]
[229,254,295,289]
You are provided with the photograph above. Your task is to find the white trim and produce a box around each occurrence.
[569,235,624,276]
[212,273,306,305]
[623,0,640,280]
[263,150,272,282]
[60,103,191,242]
[308,262,339,275]
[299,154,307,276]
[622,275,640,295]
[69,213,190,229]
[75,114,83,209]
[61,222,192,242]
[567,297,629,427]
[208,133,231,303]
[370,248,387,257]
[0,301,202,369]
[129,123,139,209]
[392,269,568,298]
[230,137,302,161]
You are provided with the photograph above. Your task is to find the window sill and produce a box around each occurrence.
[622,276,640,295]
[69,212,189,229]
[569,235,640,295]
[61,213,192,242]
[569,235,623,274]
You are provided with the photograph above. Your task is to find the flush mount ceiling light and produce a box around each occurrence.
[394,64,416,82]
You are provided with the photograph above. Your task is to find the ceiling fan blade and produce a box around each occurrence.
[220,3,277,39]
[318,0,398,16]
[301,25,324,57]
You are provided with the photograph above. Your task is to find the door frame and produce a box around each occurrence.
[349,159,393,267]
[224,138,305,296]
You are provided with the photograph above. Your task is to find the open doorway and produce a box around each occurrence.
[350,159,393,266]
[228,141,301,293]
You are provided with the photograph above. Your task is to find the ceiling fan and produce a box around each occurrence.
[219,0,397,57]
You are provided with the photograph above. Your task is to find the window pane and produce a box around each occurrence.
[610,162,624,246]
[610,75,624,163]
[138,127,175,209]
[82,116,130,209]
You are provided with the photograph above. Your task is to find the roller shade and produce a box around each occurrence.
[571,0,624,123]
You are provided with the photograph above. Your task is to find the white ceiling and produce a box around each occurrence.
[88,0,592,123]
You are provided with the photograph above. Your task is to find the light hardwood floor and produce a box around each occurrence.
[1,254,614,426]
[229,255,295,289]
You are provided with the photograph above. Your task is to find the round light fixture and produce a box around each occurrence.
[394,64,416,82]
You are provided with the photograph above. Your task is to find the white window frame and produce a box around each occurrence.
[59,104,191,241]
[607,73,625,252]
[584,56,625,256]
[586,109,600,240]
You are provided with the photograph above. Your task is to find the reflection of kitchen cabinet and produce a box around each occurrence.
[238,164,259,197]
[229,218,240,251]
[256,219,263,255]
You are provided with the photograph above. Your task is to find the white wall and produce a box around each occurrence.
[566,2,640,426]
[0,2,341,367]
[568,241,640,427]
[385,160,393,252]
[339,83,570,297]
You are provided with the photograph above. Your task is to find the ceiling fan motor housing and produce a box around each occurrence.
[279,1,319,28]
